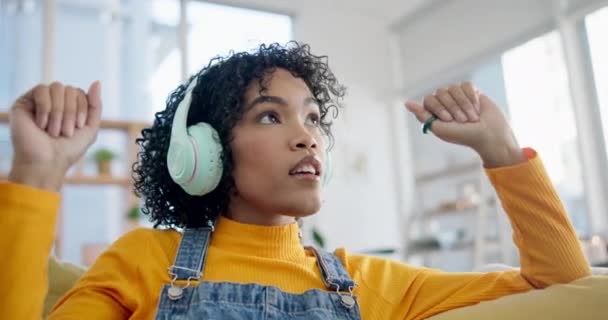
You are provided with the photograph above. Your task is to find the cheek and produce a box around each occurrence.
[230,139,283,190]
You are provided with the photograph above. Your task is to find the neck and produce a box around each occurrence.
[227,197,297,226]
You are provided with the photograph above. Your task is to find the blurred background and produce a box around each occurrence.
[1,0,607,271]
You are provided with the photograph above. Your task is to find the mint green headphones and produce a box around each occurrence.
[167,76,333,196]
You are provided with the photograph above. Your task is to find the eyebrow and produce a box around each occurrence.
[245,95,318,110]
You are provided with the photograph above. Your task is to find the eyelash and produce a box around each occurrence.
[259,111,281,124]
[307,114,321,126]
[258,111,321,127]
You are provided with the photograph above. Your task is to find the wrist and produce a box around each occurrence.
[8,162,67,192]
[478,144,527,168]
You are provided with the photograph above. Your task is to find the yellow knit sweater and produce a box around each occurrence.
[0,149,590,319]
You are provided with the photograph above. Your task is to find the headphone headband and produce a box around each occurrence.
[171,77,199,139]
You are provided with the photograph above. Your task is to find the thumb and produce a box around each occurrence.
[86,81,102,128]
[478,94,496,113]
[405,101,434,124]
[405,100,471,141]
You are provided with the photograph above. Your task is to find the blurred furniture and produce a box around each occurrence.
[0,112,149,259]
[404,160,512,271]
[44,256,86,316]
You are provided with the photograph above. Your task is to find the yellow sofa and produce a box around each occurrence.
[45,257,608,319]
[44,257,86,316]
[429,274,608,320]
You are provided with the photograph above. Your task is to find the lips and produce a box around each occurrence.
[289,155,322,176]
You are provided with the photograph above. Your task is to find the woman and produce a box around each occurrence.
[0,42,590,319]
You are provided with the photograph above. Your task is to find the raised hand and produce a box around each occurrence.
[8,81,103,191]
[405,82,526,168]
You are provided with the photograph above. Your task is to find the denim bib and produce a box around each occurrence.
[154,226,362,319]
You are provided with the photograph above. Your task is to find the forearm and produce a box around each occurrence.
[0,182,61,319]
[486,150,591,287]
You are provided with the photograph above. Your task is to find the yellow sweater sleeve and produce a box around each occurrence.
[0,182,60,320]
[47,229,144,319]
[485,148,590,286]
[345,149,591,320]
[0,182,133,319]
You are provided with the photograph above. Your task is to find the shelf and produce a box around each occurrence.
[407,238,501,256]
[422,197,497,218]
[415,161,481,183]
[1,173,131,186]
[0,112,149,131]
[424,206,478,218]
[66,175,131,185]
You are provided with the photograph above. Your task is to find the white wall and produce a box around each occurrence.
[396,0,608,95]
[289,4,409,254]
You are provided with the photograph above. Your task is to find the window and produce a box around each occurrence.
[585,7,608,160]
[501,31,589,236]
[143,0,182,120]
[144,0,292,120]
[0,1,43,109]
[186,1,292,74]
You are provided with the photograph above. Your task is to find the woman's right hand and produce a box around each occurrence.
[8,81,103,191]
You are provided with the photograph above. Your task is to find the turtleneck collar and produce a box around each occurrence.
[210,216,307,260]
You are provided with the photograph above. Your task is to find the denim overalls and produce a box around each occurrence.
[154,226,362,319]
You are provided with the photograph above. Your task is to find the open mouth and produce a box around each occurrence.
[290,165,319,176]
[289,155,322,180]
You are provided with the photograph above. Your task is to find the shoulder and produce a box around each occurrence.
[111,227,181,249]
[95,227,182,270]
[335,247,432,304]
[335,247,418,275]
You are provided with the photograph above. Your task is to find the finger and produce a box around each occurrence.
[48,82,65,137]
[436,88,467,123]
[461,82,479,112]
[422,94,453,121]
[62,86,77,137]
[405,101,435,124]
[86,81,102,128]
[448,84,479,121]
[76,88,88,128]
[32,85,52,129]
[479,94,496,113]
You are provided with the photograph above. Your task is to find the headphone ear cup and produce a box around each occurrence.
[178,123,224,196]
[322,150,332,186]
[167,136,196,186]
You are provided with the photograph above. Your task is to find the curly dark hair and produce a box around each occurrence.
[132,42,346,229]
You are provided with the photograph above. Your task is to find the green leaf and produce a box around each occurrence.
[126,206,140,220]
[93,148,117,161]
[312,227,325,249]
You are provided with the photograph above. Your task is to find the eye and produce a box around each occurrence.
[306,113,321,126]
[259,111,281,124]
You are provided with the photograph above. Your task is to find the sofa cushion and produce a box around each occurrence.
[428,275,608,320]
[44,256,86,316]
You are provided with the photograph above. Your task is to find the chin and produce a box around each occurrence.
[282,197,322,218]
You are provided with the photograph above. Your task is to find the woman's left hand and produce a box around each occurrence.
[405,82,526,168]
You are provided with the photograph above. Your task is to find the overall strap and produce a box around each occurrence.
[307,246,357,292]
[169,227,212,281]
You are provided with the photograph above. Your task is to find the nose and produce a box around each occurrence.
[289,124,318,151]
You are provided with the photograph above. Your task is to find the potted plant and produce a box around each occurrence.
[127,206,141,221]
[93,148,117,176]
